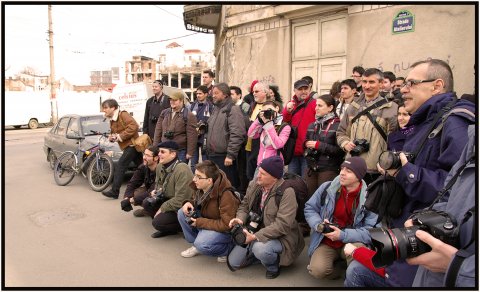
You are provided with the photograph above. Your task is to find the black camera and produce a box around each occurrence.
[121,198,133,212]
[261,109,276,120]
[185,207,200,225]
[378,151,415,170]
[231,211,262,246]
[163,131,174,139]
[304,148,321,170]
[369,210,459,268]
[316,222,339,234]
[145,189,168,209]
[197,121,208,135]
[350,139,370,156]
[150,116,158,123]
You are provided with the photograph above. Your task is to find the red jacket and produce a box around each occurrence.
[281,95,317,156]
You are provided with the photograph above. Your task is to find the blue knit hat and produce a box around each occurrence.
[157,140,179,151]
[259,156,284,179]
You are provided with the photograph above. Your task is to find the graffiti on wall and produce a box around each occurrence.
[373,55,456,76]
[258,75,276,84]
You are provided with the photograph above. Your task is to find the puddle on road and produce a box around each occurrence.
[29,207,86,227]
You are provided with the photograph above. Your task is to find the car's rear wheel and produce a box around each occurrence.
[28,119,39,129]
[54,152,77,186]
[87,153,114,192]
[48,150,57,170]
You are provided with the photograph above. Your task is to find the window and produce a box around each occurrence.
[67,117,79,136]
[56,117,70,136]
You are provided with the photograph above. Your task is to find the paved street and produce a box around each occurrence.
[3,127,343,288]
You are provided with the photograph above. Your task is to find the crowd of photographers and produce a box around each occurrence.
[101,61,475,286]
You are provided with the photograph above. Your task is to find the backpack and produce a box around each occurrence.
[217,186,243,206]
[276,123,296,165]
[274,172,309,223]
[364,174,405,226]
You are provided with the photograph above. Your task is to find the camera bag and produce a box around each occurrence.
[118,110,151,152]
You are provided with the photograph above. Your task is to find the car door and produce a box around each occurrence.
[64,116,82,154]
[49,117,71,157]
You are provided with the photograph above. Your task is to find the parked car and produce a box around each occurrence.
[43,114,125,170]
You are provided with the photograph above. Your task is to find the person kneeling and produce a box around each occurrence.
[304,157,378,279]
[178,160,240,262]
[227,156,305,279]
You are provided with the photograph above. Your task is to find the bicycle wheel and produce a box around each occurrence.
[54,152,77,186]
[87,153,114,192]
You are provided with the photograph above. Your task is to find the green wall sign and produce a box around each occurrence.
[392,10,415,34]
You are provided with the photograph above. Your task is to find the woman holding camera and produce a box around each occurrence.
[247,101,291,177]
[304,94,345,197]
[177,160,240,262]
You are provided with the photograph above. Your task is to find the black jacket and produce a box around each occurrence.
[143,94,170,139]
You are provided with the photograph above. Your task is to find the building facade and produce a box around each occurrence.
[184,4,475,101]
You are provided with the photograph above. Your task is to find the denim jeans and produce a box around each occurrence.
[287,155,307,177]
[189,145,207,173]
[177,149,189,164]
[177,210,233,257]
[228,239,282,272]
[344,260,388,287]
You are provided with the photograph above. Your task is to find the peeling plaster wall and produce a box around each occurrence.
[347,4,475,95]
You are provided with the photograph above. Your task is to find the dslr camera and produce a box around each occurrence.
[378,151,415,170]
[145,189,168,209]
[231,211,262,246]
[369,210,459,268]
[350,139,370,156]
[316,222,339,234]
[304,148,321,170]
[121,198,133,212]
[197,121,208,135]
[150,116,159,123]
[185,207,200,225]
[258,109,276,125]
[163,131,174,139]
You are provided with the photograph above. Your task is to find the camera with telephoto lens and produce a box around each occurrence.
[185,207,200,225]
[304,148,321,170]
[350,139,370,156]
[369,210,459,268]
[378,151,415,170]
[145,189,168,209]
[231,211,262,246]
[163,131,174,139]
[316,222,339,234]
[121,198,133,212]
[197,121,208,135]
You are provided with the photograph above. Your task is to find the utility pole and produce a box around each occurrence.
[48,5,58,123]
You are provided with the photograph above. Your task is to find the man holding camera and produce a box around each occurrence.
[143,80,171,140]
[227,156,305,279]
[189,85,213,173]
[120,145,159,216]
[345,59,475,287]
[177,160,240,262]
[304,157,378,279]
[152,91,198,164]
[336,68,398,185]
[142,141,193,238]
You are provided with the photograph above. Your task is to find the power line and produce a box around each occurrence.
[153,5,183,19]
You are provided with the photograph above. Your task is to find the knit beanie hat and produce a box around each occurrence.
[341,157,367,181]
[259,156,284,179]
[157,140,179,151]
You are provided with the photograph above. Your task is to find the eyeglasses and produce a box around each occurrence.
[351,74,361,78]
[143,152,154,157]
[402,79,436,89]
[193,174,209,180]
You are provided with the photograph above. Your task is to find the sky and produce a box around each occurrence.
[4,4,215,85]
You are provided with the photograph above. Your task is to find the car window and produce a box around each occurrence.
[81,116,110,136]
[67,117,80,136]
[56,117,70,136]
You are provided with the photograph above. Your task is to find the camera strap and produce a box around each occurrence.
[444,207,475,287]
[351,99,389,141]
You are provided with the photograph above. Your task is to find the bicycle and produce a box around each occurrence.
[53,131,114,192]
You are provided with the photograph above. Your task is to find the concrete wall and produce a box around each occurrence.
[347,4,475,95]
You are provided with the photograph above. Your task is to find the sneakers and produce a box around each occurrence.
[181,246,200,258]
[217,256,227,263]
